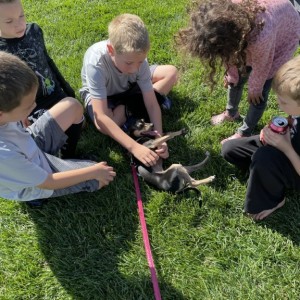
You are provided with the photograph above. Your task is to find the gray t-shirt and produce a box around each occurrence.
[79,40,153,105]
[0,122,53,201]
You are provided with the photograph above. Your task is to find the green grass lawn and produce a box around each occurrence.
[1,0,300,299]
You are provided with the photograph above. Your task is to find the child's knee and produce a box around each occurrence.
[64,97,84,116]
[166,65,178,84]
[153,65,178,85]
[252,146,282,169]
[221,142,232,161]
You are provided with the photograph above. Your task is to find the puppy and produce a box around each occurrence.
[128,118,156,138]
[129,119,215,194]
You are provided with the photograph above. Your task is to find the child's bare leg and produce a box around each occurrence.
[93,105,126,133]
[247,199,286,221]
[152,65,178,95]
[48,97,83,132]
[111,105,126,126]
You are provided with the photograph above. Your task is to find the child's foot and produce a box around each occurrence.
[221,132,244,144]
[161,95,172,110]
[211,111,241,125]
[247,199,286,221]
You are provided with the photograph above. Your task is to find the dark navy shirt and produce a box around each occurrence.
[0,23,62,106]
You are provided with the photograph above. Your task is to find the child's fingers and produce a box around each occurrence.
[143,152,158,166]
[134,146,159,166]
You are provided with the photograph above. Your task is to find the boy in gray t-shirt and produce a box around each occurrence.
[80,14,178,168]
[0,51,116,203]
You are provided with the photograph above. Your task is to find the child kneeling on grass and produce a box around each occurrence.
[176,0,300,144]
[0,51,116,204]
[80,13,178,168]
[221,55,300,221]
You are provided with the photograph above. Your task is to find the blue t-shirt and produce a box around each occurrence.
[0,122,53,201]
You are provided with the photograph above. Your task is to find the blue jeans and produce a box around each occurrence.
[226,67,273,136]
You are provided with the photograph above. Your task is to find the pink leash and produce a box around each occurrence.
[131,164,162,300]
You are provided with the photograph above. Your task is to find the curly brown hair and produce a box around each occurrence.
[175,0,265,86]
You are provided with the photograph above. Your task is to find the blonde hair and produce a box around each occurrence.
[272,55,300,104]
[0,51,38,112]
[108,14,150,54]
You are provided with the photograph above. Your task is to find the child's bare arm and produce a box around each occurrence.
[91,99,159,166]
[285,148,300,176]
[143,90,169,159]
[38,162,116,190]
[143,90,163,134]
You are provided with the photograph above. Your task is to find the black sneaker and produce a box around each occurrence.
[26,199,47,209]
[161,95,172,110]
[121,115,138,133]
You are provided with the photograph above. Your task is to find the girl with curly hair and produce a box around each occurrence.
[176,0,300,144]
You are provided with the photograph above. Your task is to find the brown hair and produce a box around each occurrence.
[175,0,265,86]
[272,55,300,104]
[0,51,38,112]
[108,13,150,54]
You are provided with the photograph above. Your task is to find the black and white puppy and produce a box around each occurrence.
[129,119,215,194]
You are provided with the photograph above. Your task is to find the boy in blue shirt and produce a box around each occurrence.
[0,51,115,202]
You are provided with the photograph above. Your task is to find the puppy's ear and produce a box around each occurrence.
[136,119,144,129]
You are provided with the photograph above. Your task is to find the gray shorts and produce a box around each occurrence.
[27,111,99,198]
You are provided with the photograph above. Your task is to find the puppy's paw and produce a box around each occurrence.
[181,128,188,136]
[208,175,216,182]
[205,151,210,157]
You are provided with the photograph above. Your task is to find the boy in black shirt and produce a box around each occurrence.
[0,0,83,158]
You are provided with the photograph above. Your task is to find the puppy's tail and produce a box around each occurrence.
[183,151,210,174]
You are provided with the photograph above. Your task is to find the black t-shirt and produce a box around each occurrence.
[0,23,62,107]
[290,116,300,156]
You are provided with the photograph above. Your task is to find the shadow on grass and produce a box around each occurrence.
[21,92,239,299]
[23,186,186,300]
[256,192,300,245]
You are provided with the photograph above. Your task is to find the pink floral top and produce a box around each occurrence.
[226,0,300,95]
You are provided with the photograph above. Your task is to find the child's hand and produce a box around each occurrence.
[94,162,116,188]
[262,126,292,152]
[155,142,169,159]
[132,143,159,166]
[259,128,267,145]
[248,92,263,105]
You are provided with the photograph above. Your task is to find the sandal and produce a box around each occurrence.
[211,111,241,125]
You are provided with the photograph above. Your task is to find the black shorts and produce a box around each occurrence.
[87,83,165,122]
